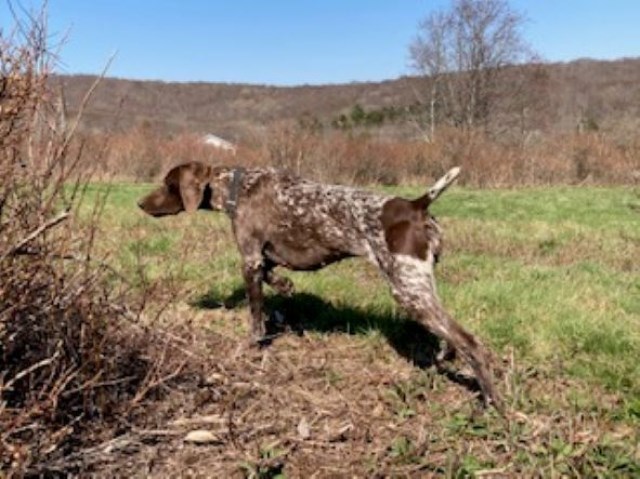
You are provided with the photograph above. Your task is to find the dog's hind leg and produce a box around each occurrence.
[262,259,295,297]
[384,253,501,410]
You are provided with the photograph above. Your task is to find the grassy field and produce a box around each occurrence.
[84,183,639,477]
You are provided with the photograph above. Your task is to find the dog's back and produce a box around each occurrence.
[234,169,389,270]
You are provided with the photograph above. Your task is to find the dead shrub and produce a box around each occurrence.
[0,7,197,475]
[246,125,639,187]
[76,114,637,187]
[82,127,239,182]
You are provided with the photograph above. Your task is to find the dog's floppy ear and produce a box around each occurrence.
[174,163,206,213]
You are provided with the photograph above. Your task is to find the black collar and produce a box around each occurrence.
[224,167,244,218]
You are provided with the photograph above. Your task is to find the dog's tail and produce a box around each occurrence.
[413,166,461,210]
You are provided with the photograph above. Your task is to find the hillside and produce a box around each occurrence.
[57,57,640,141]
[56,75,423,139]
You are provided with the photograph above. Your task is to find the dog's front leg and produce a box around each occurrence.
[242,258,267,342]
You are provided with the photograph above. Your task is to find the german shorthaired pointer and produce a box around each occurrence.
[138,162,500,408]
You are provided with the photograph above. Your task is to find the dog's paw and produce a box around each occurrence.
[274,277,295,297]
[247,328,270,347]
[435,341,457,364]
[250,316,267,341]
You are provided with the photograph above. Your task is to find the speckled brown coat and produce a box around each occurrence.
[138,162,500,408]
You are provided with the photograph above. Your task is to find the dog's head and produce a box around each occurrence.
[137,162,236,217]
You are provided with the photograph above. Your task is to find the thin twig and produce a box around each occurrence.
[61,53,116,152]
[2,349,61,391]
[1,210,69,260]
[9,246,133,285]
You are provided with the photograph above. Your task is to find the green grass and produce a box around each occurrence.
[429,186,640,401]
[75,182,640,475]
[84,183,640,402]
[90,184,640,390]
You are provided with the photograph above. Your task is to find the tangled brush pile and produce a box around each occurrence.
[0,7,192,475]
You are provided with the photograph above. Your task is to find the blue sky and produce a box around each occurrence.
[2,1,639,85]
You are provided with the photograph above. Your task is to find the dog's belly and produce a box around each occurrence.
[263,189,376,269]
[263,237,354,271]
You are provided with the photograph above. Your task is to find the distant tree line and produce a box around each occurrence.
[329,103,424,130]
[299,0,540,139]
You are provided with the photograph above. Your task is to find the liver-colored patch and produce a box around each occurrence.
[380,198,431,260]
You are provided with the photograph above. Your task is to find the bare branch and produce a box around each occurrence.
[1,210,70,259]
[410,0,536,131]
[2,347,61,392]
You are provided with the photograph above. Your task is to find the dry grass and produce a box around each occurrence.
[79,121,639,188]
[79,307,639,478]
[64,182,639,477]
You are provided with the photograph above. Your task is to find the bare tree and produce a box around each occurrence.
[410,0,534,134]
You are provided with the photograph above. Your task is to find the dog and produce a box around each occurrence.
[138,162,500,408]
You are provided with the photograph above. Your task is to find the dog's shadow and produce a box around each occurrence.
[194,286,480,394]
